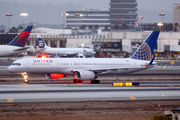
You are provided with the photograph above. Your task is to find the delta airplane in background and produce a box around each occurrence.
[8,31,160,83]
[36,34,96,57]
[0,25,33,56]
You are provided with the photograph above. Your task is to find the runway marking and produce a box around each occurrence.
[129,96,136,100]
[7,99,13,102]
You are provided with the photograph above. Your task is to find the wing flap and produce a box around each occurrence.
[71,67,130,73]
[91,67,129,73]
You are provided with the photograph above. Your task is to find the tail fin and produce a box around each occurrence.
[8,25,33,47]
[55,53,59,58]
[130,31,160,61]
[37,34,48,49]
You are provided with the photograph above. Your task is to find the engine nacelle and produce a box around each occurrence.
[76,71,96,80]
[45,74,67,79]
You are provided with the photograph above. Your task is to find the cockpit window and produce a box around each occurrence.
[11,63,21,66]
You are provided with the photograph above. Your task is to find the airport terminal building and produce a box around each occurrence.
[66,8,110,29]
[110,0,138,29]
[1,30,180,59]
[173,4,180,32]
[66,0,138,30]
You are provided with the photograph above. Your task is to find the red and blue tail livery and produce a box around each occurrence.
[8,25,33,47]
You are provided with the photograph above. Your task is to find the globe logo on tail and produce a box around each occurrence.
[131,42,151,61]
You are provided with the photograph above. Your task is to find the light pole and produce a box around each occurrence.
[60,12,69,33]
[60,12,69,48]
[138,16,144,31]
[6,13,13,30]
[158,22,163,59]
[159,13,167,32]
[74,13,82,29]
[19,12,28,26]
[158,22,163,31]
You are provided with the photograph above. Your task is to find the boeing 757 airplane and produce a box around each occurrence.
[0,25,33,56]
[36,34,96,57]
[8,31,160,83]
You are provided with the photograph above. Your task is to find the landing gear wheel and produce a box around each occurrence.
[90,80,100,84]
[73,79,83,83]
[22,73,29,83]
[24,79,29,83]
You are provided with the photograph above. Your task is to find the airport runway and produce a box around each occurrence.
[1,80,180,85]
[0,58,180,104]
[0,83,180,103]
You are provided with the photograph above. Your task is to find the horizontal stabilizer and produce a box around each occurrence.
[149,56,155,65]
[13,47,30,51]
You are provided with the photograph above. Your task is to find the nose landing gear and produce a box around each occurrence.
[22,73,29,83]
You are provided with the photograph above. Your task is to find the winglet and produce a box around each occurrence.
[55,53,59,58]
[149,56,155,65]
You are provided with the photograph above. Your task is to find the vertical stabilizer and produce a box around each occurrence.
[8,25,33,47]
[37,34,48,49]
[130,31,160,61]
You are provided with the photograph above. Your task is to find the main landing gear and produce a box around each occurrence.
[90,80,100,84]
[73,79,83,83]
[22,73,29,83]
[73,79,100,84]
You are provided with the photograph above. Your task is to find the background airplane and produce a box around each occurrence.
[0,25,33,57]
[8,31,160,83]
[36,34,96,58]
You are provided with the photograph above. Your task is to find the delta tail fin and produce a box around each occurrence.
[8,25,33,47]
[37,34,48,49]
[130,31,160,61]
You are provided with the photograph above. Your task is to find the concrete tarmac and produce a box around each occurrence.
[0,85,180,103]
[1,58,180,104]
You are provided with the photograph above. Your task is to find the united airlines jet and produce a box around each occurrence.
[0,25,33,56]
[8,31,160,83]
[36,34,96,57]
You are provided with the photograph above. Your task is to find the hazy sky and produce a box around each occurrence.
[0,0,180,28]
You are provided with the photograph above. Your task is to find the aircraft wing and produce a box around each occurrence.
[37,48,47,52]
[13,47,30,51]
[72,65,154,74]
[56,52,78,57]
[71,67,130,73]
[91,67,129,73]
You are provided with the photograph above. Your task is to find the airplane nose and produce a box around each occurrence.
[7,66,14,73]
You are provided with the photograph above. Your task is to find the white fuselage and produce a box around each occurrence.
[42,48,83,54]
[0,45,26,56]
[39,47,95,56]
[8,58,155,75]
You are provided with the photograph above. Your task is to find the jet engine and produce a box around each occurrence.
[76,71,97,80]
[45,74,67,79]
